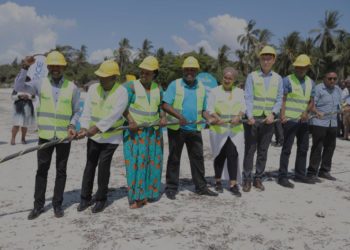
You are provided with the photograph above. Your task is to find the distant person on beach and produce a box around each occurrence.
[162,56,218,200]
[307,70,342,181]
[14,51,80,220]
[242,46,283,192]
[277,54,316,188]
[10,76,36,145]
[76,60,124,213]
[341,77,350,140]
[208,67,245,197]
[86,56,167,209]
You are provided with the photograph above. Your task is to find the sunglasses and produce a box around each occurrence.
[327,77,337,81]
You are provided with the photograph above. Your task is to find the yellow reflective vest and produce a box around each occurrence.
[285,74,312,119]
[252,70,280,116]
[210,85,244,134]
[89,82,125,141]
[37,77,74,139]
[167,79,206,131]
[128,80,161,125]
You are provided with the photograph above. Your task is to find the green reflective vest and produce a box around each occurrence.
[252,71,280,116]
[167,79,205,131]
[209,86,244,134]
[285,74,312,119]
[37,77,74,139]
[129,80,160,125]
[89,82,125,140]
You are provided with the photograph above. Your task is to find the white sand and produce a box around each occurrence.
[0,88,349,250]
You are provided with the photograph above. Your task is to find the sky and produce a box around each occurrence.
[0,0,349,64]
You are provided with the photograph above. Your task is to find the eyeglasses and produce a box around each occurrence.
[327,77,337,81]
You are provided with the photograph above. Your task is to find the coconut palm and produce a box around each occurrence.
[114,38,133,75]
[138,39,153,60]
[276,31,301,76]
[237,19,259,53]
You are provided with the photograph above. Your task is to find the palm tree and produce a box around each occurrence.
[138,39,153,60]
[217,45,231,75]
[256,29,273,49]
[114,38,133,75]
[237,19,259,53]
[311,10,343,54]
[329,31,350,80]
[276,31,301,76]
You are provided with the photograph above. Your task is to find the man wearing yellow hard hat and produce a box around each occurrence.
[277,54,316,188]
[14,51,80,219]
[87,56,166,209]
[242,45,283,193]
[76,60,125,213]
[162,56,218,200]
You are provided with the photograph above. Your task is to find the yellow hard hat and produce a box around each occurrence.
[259,45,276,57]
[126,74,136,82]
[293,54,311,67]
[46,51,67,66]
[139,56,159,71]
[182,56,200,69]
[95,60,120,77]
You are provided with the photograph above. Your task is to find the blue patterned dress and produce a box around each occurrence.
[123,81,164,202]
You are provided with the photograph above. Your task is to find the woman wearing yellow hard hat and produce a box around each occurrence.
[76,60,126,213]
[122,56,166,208]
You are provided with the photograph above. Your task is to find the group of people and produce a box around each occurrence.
[13,45,348,220]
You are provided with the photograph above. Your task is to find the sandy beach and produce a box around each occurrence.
[0,88,349,250]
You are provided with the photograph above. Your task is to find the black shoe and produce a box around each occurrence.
[91,201,106,213]
[165,191,176,200]
[318,172,336,181]
[229,185,242,197]
[27,207,44,220]
[278,178,294,188]
[77,200,93,212]
[53,206,64,218]
[307,175,322,183]
[293,175,315,184]
[197,188,218,197]
[215,182,223,193]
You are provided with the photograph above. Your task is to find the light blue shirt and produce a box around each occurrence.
[245,70,283,118]
[310,83,342,127]
[163,78,207,131]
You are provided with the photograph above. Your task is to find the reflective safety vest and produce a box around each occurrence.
[285,74,312,119]
[252,71,280,116]
[210,86,244,134]
[167,79,205,131]
[129,80,160,125]
[89,82,125,141]
[37,77,74,139]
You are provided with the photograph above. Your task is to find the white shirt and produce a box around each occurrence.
[80,85,128,144]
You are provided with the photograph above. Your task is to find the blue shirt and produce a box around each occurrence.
[245,70,283,118]
[163,78,207,131]
[310,83,342,127]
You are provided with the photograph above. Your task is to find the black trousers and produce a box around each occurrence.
[34,138,71,209]
[214,137,238,181]
[80,139,118,202]
[165,129,207,192]
[307,125,337,175]
[274,121,284,144]
[279,121,309,178]
[243,122,274,181]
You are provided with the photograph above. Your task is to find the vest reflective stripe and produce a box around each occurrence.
[37,78,74,139]
[252,71,279,116]
[88,82,125,140]
[129,80,160,125]
[209,86,244,135]
[167,79,205,131]
[285,74,312,119]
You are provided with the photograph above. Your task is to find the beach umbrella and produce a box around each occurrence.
[196,72,218,93]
